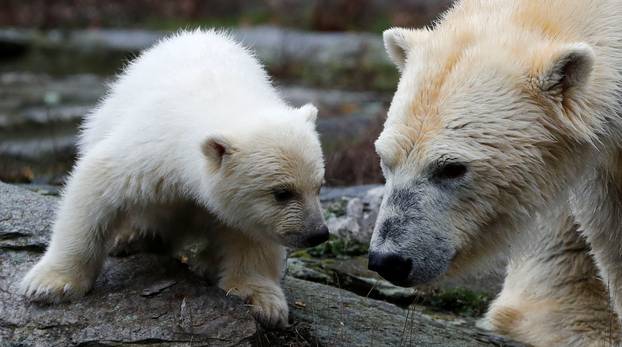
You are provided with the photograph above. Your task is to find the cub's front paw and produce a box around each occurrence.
[247,285,289,329]
[20,260,93,303]
[223,281,289,329]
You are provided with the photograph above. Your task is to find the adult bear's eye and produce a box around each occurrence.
[431,162,468,182]
[272,188,296,202]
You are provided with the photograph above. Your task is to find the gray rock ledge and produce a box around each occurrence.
[0,182,523,346]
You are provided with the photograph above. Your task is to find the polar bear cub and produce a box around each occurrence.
[20,30,328,328]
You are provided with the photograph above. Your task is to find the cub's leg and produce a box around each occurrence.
[571,164,622,329]
[214,228,288,328]
[20,148,129,302]
[109,203,184,256]
[483,208,619,347]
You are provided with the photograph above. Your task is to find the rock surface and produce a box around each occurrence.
[0,182,523,346]
[0,27,398,90]
[322,184,384,243]
[0,71,388,184]
[0,26,396,184]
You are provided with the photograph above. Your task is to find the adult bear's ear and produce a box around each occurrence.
[533,43,595,99]
[299,103,318,124]
[201,135,237,168]
[383,27,430,71]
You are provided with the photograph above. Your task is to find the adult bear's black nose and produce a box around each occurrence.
[368,252,413,286]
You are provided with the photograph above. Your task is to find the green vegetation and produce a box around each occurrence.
[323,198,348,219]
[141,11,273,31]
[423,288,491,317]
[291,235,368,260]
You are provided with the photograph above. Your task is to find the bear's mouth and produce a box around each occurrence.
[280,230,329,249]
[445,213,506,277]
[368,245,454,288]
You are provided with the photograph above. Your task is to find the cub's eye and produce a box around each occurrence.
[431,162,468,182]
[272,188,296,202]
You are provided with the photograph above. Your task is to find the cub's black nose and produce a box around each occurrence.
[368,252,413,286]
[304,225,329,247]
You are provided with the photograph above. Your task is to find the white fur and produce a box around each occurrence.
[20,30,326,328]
[375,0,622,345]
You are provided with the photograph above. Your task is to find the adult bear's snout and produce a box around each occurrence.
[368,251,413,286]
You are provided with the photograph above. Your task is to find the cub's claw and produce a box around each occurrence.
[20,260,92,303]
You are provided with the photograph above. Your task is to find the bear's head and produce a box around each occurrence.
[202,104,328,248]
[369,26,599,287]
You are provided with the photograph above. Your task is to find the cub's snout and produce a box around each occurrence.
[283,221,329,248]
[301,224,329,247]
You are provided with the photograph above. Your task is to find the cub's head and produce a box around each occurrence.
[202,104,328,248]
[369,26,599,286]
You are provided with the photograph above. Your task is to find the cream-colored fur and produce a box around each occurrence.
[482,207,619,346]
[19,30,328,328]
[371,0,622,345]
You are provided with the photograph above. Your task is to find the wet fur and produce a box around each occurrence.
[374,0,622,345]
[19,30,325,328]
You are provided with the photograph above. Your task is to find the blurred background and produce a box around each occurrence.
[0,0,452,187]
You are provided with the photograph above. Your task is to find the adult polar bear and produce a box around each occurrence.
[369,0,622,345]
[20,30,329,328]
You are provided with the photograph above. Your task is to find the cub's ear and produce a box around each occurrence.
[383,27,430,71]
[201,135,236,168]
[534,43,594,98]
[299,103,319,124]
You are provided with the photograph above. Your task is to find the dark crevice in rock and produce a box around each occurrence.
[0,244,47,252]
[76,338,227,346]
[250,322,322,347]
[0,231,26,239]
[35,323,87,330]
